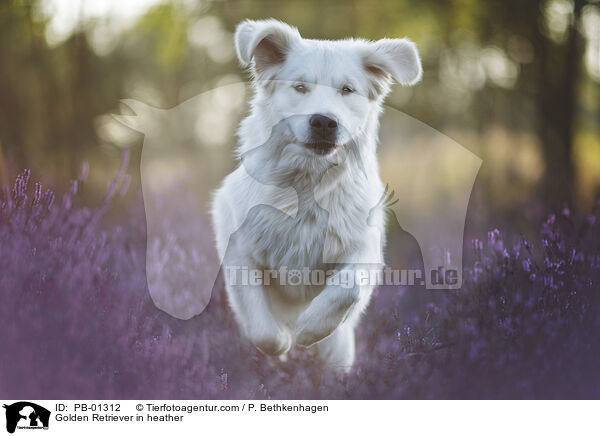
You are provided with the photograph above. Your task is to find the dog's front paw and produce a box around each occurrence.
[295,313,334,347]
[295,326,319,347]
[248,328,292,356]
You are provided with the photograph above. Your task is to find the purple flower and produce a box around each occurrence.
[1,162,599,400]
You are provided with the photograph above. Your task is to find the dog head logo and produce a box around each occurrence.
[3,402,50,434]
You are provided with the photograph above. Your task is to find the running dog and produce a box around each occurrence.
[212,19,422,371]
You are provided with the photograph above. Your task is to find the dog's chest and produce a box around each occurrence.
[245,189,371,271]
[246,201,330,270]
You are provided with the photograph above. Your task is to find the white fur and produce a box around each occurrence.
[211,19,422,372]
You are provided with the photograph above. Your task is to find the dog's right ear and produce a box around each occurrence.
[234,19,300,74]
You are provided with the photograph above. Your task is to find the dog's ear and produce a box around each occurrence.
[364,38,422,86]
[234,19,301,73]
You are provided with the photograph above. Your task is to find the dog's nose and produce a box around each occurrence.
[309,114,338,139]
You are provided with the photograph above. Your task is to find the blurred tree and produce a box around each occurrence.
[0,0,598,211]
[474,0,588,206]
[418,0,591,206]
[0,0,123,181]
[535,0,586,206]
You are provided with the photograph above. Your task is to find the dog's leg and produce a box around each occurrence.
[227,282,292,355]
[295,263,374,348]
[223,258,292,356]
[294,281,358,347]
[315,321,356,373]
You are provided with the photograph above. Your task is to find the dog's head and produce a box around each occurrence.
[235,19,422,160]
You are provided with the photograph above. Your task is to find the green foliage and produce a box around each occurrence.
[0,0,599,208]
[135,3,191,71]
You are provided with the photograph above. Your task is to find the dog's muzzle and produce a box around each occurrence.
[302,141,338,155]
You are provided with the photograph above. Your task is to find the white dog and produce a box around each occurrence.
[211,19,422,371]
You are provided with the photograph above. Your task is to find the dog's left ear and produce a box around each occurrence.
[364,38,422,86]
[234,19,301,74]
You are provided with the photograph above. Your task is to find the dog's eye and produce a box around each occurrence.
[341,86,354,95]
[293,84,307,94]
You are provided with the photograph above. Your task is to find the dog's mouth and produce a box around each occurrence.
[301,141,339,156]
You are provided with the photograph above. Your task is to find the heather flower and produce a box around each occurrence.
[1,162,599,399]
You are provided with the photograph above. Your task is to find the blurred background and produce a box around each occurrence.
[1,0,599,226]
[2,0,600,401]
